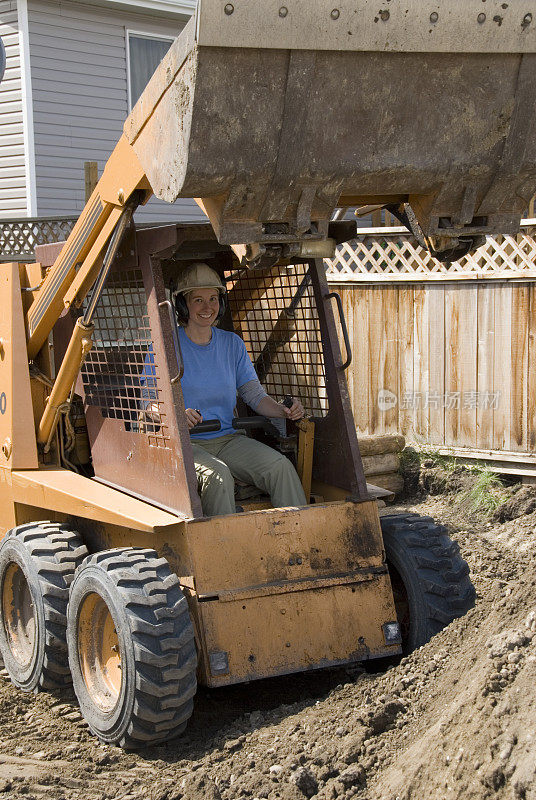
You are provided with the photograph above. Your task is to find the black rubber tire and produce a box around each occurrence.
[67,548,197,749]
[380,513,475,653]
[0,522,88,691]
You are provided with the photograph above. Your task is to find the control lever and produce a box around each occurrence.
[189,419,221,435]
[232,416,280,435]
[283,394,310,433]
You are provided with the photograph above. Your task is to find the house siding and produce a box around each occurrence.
[0,0,27,217]
[28,0,206,223]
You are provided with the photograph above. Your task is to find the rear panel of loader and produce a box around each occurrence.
[182,500,399,686]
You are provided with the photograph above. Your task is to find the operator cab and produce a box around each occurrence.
[47,222,371,519]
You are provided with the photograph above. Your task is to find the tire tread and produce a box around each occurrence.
[381,513,475,650]
[0,521,88,690]
[71,548,197,749]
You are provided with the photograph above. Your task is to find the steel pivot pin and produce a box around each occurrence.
[331,8,340,20]
[430,12,439,23]
[279,6,288,17]
[224,3,234,15]
[477,12,486,23]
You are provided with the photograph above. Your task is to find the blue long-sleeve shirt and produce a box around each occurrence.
[140,327,258,438]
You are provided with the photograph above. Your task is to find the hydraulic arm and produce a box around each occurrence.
[26,137,151,361]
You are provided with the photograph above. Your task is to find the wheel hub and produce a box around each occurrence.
[2,563,36,668]
[77,593,122,713]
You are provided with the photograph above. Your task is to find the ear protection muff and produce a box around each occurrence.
[173,290,226,326]
[173,291,189,325]
[216,292,226,321]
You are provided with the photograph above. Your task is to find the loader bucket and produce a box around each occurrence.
[125,0,536,255]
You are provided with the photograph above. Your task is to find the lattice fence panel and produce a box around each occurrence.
[325,227,536,282]
[0,217,77,261]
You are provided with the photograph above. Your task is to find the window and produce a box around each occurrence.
[128,33,174,108]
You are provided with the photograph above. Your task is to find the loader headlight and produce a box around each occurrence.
[383,621,402,645]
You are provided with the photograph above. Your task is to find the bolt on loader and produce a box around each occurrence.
[0,0,533,747]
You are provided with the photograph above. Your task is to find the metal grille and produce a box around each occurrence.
[80,269,169,448]
[226,263,328,417]
[0,217,77,262]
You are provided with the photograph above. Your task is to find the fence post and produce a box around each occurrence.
[371,208,382,227]
[84,161,98,203]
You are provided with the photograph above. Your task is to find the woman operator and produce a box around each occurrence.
[172,262,307,517]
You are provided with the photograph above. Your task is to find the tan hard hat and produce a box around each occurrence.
[174,262,225,295]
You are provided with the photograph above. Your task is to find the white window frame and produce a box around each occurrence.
[126,29,175,111]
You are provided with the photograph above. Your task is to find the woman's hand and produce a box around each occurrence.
[185,408,203,429]
[283,399,304,421]
[255,395,305,421]
[145,402,161,423]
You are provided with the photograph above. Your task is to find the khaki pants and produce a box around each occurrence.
[192,433,307,516]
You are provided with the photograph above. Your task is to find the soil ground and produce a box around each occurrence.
[0,483,535,800]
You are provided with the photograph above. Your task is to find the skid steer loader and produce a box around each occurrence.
[0,0,533,747]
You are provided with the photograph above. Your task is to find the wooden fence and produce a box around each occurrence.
[326,222,536,476]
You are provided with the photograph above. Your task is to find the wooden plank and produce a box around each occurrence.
[362,453,399,476]
[528,284,536,452]
[84,161,98,203]
[476,283,495,450]
[296,419,315,500]
[441,282,456,444]
[444,285,478,449]
[371,208,382,227]
[365,472,404,495]
[492,283,513,451]
[427,285,445,447]
[344,286,369,436]
[413,286,429,442]
[338,286,354,407]
[357,434,405,456]
[367,286,397,436]
[510,284,529,450]
[379,286,399,435]
[365,286,382,435]
[397,285,414,440]
[419,445,536,463]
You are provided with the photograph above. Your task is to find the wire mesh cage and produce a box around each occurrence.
[80,268,170,448]
[226,263,328,417]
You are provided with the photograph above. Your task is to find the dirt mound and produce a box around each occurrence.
[419,463,470,497]
[492,485,536,523]
[0,496,535,799]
